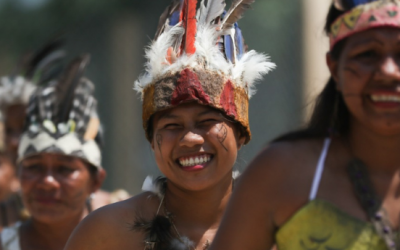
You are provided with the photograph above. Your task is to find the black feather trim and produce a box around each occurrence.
[133,215,174,250]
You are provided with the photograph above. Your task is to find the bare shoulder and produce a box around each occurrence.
[241,138,323,181]
[65,192,161,250]
[236,138,325,225]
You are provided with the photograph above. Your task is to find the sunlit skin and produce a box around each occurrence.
[152,103,243,192]
[332,27,400,136]
[4,104,26,163]
[64,103,245,250]
[209,28,400,249]
[14,153,104,250]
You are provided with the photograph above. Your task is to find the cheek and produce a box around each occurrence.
[209,124,239,155]
[153,131,177,160]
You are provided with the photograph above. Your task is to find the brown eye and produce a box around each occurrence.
[164,123,180,129]
[58,166,75,175]
[354,50,378,60]
[24,164,42,173]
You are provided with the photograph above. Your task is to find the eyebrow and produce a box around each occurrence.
[198,109,218,116]
[55,155,74,162]
[352,38,384,47]
[157,112,179,120]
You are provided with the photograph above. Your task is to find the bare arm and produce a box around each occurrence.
[210,141,318,250]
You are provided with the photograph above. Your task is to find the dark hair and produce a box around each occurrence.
[274,5,349,142]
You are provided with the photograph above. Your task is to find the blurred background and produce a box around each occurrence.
[0,0,331,194]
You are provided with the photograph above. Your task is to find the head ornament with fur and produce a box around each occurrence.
[135,0,276,144]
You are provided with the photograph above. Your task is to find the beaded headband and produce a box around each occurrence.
[330,0,400,49]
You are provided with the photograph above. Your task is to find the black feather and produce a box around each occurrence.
[24,38,65,79]
[54,54,90,125]
[133,215,174,250]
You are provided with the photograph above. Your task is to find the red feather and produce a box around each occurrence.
[180,0,197,55]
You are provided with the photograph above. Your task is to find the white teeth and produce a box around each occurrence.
[371,95,400,102]
[179,155,212,167]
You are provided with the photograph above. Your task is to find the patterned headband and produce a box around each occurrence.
[330,0,400,49]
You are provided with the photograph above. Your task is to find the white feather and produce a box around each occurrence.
[170,237,194,250]
[233,50,276,98]
[195,24,231,74]
[135,25,185,90]
[0,76,36,110]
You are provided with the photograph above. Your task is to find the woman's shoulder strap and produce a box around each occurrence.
[309,138,332,201]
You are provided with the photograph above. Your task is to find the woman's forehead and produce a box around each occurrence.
[23,153,75,163]
[347,27,400,46]
[157,103,220,119]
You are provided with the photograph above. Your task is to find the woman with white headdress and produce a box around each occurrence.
[0,55,107,250]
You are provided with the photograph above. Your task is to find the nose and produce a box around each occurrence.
[179,130,205,148]
[377,56,400,82]
[38,171,60,189]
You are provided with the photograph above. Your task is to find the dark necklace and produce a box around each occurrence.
[347,158,400,249]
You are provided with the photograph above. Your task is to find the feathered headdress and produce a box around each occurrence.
[18,55,103,169]
[330,0,400,48]
[0,39,65,113]
[135,0,275,144]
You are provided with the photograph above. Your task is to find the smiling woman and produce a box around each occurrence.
[64,0,275,249]
[209,0,400,249]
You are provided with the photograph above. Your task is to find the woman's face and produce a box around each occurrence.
[20,153,98,224]
[329,27,400,135]
[152,103,245,191]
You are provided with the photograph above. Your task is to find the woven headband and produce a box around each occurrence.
[330,0,400,49]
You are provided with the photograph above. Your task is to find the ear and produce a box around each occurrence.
[150,138,155,151]
[91,168,106,193]
[236,135,246,151]
[326,52,342,91]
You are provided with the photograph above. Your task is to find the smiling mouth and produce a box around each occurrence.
[370,94,400,103]
[177,154,213,168]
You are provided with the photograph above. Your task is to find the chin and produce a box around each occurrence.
[29,210,68,224]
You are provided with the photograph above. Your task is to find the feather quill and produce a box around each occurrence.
[155,0,184,39]
[180,0,198,55]
[55,55,90,124]
[197,0,226,25]
[221,0,255,33]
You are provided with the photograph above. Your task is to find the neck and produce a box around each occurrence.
[348,119,400,173]
[25,208,88,249]
[165,174,233,230]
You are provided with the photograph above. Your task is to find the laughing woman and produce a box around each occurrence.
[0,55,106,250]
[210,0,400,249]
[64,0,275,249]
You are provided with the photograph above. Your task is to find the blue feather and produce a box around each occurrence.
[234,23,244,60]
[169,0,184,26]
[169,12,181,26]
[224,34,235,63]
[340,0,377,10]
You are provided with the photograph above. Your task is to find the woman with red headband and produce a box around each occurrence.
[210,0,400,249]
[65,0,275,249]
